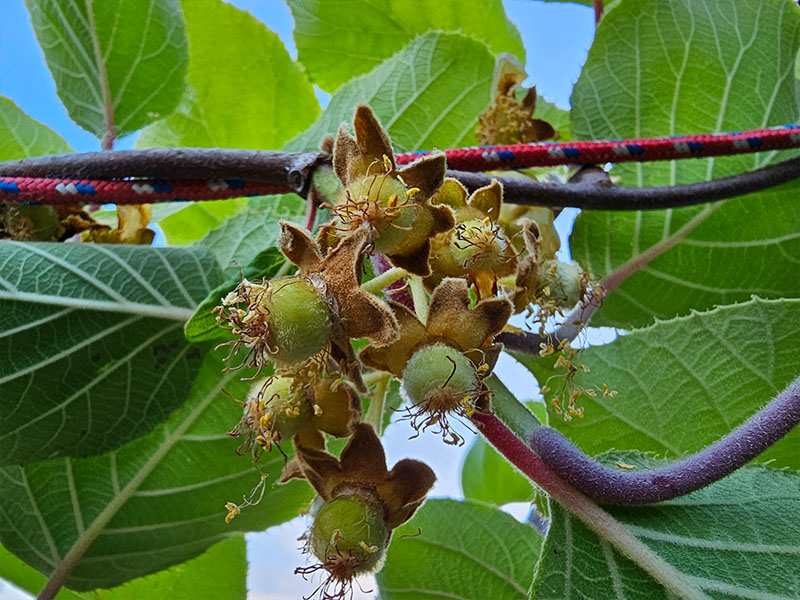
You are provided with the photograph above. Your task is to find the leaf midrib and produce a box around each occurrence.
[40,369,236,590]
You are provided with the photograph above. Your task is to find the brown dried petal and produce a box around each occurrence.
[378,459,437,530]
[426,278,512,352]
[353,105,395,172]
[359,302,428,377]
[338,423,389,486]
[326,233,398,345]
[278,221,323,273]
[310,380,361,438]
[294,444,342,500]
[527,118,556,142]
[385,238,434,277]
[398,153,447,200]
[333,124,362,186]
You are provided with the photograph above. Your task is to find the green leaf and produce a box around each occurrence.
[0,242,221,465]
[286,32,496,153]
[200,196,305,279]
[0,96,72,160]
[288,0,524,92]
[569,0,800,328]
[137,0,319,149]
[156,200,244,247]
[533,457,800,599]
[462,437,534,505]
[377,498,542,600]
[516,298,800,469]
[25,0,188,140]
[0,536,246,600]
[0,350,312,591]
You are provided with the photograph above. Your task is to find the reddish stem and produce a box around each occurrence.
[305,187,319,231]
[594,0,604,24]
[370,253,414,310]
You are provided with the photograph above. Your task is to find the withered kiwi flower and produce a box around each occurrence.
[229,375,360,464]
[278,221,398,389]
[295,423,435,597]
[508,219,591,319]
[324,105,454,276]
[214,221,397,389]
[360,278,512,443]
[427,178,518,299]
[476,53,556,145]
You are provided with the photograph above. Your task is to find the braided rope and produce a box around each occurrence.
[395,124,800,170]
[0,177,291,206]
[2,124,799,206]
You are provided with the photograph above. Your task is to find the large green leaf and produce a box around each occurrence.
[533,457,800,599]
[288,0,524,92]
[137,0,319,149]
[285,32,496,153]
[377,499,542,600]
[0,536,246,600]
[200,195,305,278]
[0,351,312,591]
[516,298,800,469]
[0,96,72,159]
[0,242,220,465]
[25,0,188,140]
[569,0,800,328]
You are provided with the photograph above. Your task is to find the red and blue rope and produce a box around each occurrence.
[2,124,799,206]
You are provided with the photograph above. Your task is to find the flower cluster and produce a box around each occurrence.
[213,103,596,597]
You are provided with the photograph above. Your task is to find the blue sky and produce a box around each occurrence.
[0,2,596,598]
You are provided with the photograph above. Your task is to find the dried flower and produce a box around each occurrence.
[476,53,556,145]
[295,424,435,599]
[361,278,512,443]
[323,105,454,276]
[427,178,517,298]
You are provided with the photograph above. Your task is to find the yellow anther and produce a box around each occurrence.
[313,403,323,416]
[477,363,489,373]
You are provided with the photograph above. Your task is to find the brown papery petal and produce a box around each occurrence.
[337,423,390,487]
[427,278,512,352]
[332,124,362,186]
[353,105,396,172]
[359,301,427,377]
[398,153,447,199]
[379,459,437,530]
[278,221,323,273]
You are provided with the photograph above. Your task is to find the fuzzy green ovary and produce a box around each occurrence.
[266,276,331,365]
[249,376,310,441]
[374,204,433,256]
[449,218,507,272]
[310,496,389,575]
[401,344,479,411]
[538,260,586,309]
